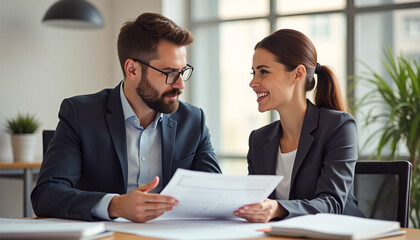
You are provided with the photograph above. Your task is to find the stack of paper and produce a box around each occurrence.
[0,218,109,239]
[264,213,404,240]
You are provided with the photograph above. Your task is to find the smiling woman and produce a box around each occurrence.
[233,29,365,223]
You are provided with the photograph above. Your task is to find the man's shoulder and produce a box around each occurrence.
[61,87,118,111]
[173,101,202,115]
[67,88,113,104]
[166,101,204,124]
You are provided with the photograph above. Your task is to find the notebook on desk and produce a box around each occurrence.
[261,213,405,240]
[0,217,112,239]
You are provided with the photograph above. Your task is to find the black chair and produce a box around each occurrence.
[42,130,55,156]
[354,160,412,227]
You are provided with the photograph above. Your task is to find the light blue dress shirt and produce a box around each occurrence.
[123,86,163,193]
[92,82,163,220]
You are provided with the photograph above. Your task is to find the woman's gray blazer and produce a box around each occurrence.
[247,100,365,219]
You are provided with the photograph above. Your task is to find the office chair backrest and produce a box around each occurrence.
[42,130,55,156]
[354,160,412,227]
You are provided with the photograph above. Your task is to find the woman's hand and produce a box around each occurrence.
[233,199,287,223]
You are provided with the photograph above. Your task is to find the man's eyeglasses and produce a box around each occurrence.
[133,59,194,85]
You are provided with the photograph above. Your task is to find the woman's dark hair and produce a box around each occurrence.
[255,29,348,112]
[117,12,194,77]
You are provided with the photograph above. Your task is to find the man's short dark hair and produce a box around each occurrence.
[117,12,194,77]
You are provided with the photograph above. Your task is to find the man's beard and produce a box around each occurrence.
[136,74,182,114]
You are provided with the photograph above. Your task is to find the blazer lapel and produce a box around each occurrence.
[290,100,319,191]
[263,121,281,175]
[105,83,128,190]
[161,114,177,187]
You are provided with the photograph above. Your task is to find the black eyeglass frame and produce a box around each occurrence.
[133,58,194,85]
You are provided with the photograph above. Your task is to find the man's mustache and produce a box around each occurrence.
[162,88,182,97]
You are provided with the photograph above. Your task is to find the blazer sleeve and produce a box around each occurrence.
[191,108,222,173]
[31,98,106,221]
[278,113,358,218]
[247,130,256,174]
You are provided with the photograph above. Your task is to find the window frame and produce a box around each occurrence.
[187,0,420,161]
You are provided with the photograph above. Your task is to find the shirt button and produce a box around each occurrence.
[142,157,146,161]
[134,120,138,124]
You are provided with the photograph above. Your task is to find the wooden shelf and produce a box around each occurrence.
[0,162,42,169]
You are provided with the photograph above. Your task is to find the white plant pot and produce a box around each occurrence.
[11,134,37,163]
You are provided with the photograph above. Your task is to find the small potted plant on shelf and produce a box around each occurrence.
[6,113,40,163]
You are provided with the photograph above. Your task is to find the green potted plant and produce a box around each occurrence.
[6,113,40,163]
[356,46,420,228]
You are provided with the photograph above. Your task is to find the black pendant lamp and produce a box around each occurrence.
[42,0,104,29]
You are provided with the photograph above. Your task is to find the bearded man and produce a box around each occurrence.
[31,12,221,223]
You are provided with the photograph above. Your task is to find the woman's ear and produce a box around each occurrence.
[294,64,306,82]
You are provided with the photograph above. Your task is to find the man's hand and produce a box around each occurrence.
[233,198,287,223]
[108,176,178,223]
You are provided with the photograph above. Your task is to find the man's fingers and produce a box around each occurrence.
[136,202,176,212]
[131,202,175,223]
[119,181,179,223]
[137,206,174,222]
[137,176,159,192]
[145,206,173,216]
[141,193,178,205]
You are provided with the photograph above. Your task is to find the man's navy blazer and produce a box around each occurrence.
[247,100,364,219]
[31,83,221,221]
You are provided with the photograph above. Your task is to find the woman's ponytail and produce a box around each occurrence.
[314,64,348,112]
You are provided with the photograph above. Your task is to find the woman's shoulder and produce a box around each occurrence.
[314,107,357,137]
[318,107,355,123]
[250,120,280,138]
[305,100,355,127]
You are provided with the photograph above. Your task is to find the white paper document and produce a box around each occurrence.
[159,169,283,218]
[106,217,270,240]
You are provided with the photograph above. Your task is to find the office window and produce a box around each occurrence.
[191,0,268,20]
[219,20,270,156]
[310,15,332,38]
[190,15,270,175]
[404,16,420,38]
[277,14,346,96]
[355,8,420,156]
[189,0,420,172]
[277,0,345,14]
[355,0,419,7]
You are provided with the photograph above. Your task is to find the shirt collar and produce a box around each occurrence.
[120,81,163,129]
